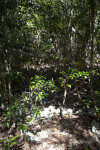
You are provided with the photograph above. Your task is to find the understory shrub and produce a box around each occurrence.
[58,66,100,120]
[1,75,57,129]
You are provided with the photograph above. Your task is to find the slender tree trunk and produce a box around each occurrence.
[69,0,73,64]
[89,0,97,116]
[90,0,94,70]
[63,79,67,106]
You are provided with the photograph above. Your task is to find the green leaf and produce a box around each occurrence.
[34,92,38,95]
[9,142,17,147]
[84,145,89,150]
[9,135,19,142]
[6,123,10,128]
[66,84,71,88]
[3,142,8,147]
[40,101,42,104]
[0,139,5,143]
[86,103,90,108]
[82,99,86,102]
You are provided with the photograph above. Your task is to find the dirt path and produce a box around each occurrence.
[21,107,100,150]
[0,106,100,150]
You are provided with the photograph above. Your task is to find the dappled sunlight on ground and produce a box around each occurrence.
[20,106,100,150]
[0,106,100,150]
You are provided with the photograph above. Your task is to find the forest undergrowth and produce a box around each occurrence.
[0,63,100,150]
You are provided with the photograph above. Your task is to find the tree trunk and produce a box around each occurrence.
[89,0,97,116]
[90,0,94,70]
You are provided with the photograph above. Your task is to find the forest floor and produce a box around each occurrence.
[0,104,100,150]
[21,108,100,150]
[0,64,100,150]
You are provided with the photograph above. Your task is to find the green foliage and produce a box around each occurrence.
[30,75,58,105]
[82,90,100,120]
[59,67,100,120]
[96,107,100,120]
[82,99,92,109]
[68,68,89,79]
[59,67,90,88]
[29,106,41,124]
[0,135,19,150]
[1,75,58,128]
[17,122,28,134]
[94,90,100,120]
[84,145,89,150]
[0,1,100,147]
[82,91,100,120]
[2,98,29,128]
[66,84,71,88]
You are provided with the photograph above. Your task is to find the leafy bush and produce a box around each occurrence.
[29,75,58,105]
[0,135,19,150]
[58,67,100,120]
[2,98,29,128]
[1,75,58,129]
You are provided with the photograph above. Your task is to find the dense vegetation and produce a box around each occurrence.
[0,0,100,149]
